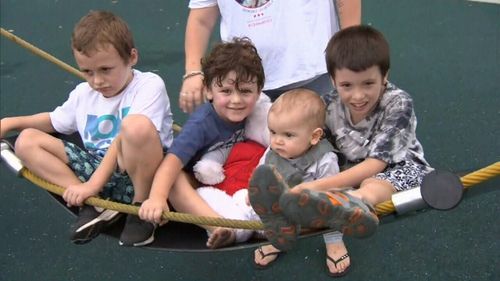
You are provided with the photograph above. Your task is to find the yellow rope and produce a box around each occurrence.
[21,168,264,230]
[18,161,499,229]
[374,200,396,216]
[460,161,500,189]
[1,27,86,80]
[374,161,500,216]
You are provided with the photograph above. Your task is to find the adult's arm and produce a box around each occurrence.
[336,0,362,28]
[179,6,220,113]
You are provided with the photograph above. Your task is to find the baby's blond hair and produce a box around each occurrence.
[269,89,326,129]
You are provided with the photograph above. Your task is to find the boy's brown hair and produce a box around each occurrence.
[202,37,265,92]
[270,88,326,129]
[71,10,135,63]
[325,25,390,79]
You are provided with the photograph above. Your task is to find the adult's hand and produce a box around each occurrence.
[179,74,205,113]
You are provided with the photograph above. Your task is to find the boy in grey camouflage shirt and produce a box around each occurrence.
[248,25,433,277]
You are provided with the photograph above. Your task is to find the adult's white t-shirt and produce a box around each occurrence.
[189,0,339,90]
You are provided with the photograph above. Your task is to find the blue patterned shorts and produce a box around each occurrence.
[375,161,433,192]
[63,141,134,204]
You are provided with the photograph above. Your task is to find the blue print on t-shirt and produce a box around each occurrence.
[83,107,130,154]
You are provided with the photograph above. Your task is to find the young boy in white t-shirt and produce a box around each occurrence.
[0,11,173,247]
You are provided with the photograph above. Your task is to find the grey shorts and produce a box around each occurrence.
[374,161,433,192]
[63,141,134,204]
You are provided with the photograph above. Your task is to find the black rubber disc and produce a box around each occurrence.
[421,170,464,210]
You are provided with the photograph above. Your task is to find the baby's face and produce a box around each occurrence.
[267,110,316,159]
[206,71,260,124]
[74,43,136,98]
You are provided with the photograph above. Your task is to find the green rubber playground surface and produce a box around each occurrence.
[1,1,498,280]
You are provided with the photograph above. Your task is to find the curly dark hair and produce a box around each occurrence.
[202,37,265,92]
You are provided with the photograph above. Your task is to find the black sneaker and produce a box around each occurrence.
[119,212,157,247]
[70,205,122,244]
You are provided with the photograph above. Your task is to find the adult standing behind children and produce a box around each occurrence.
[179,0,361,113]
[0,11,174,247]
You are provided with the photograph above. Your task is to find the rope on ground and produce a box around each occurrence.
[374,161,500,216]
[21,168,264,230]
[1,27,86,80]
[460,161,500,189]
[0,27,182,133]
[19,161,500,229]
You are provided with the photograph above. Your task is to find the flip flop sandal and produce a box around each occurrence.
[248,165,300,251]
[253,245,282,269]
[327,253,351,277]
[280,189,379,238]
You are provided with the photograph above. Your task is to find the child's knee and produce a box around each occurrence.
[354,178,394,205]
[15,128,42,157]
[120,114,156,143]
